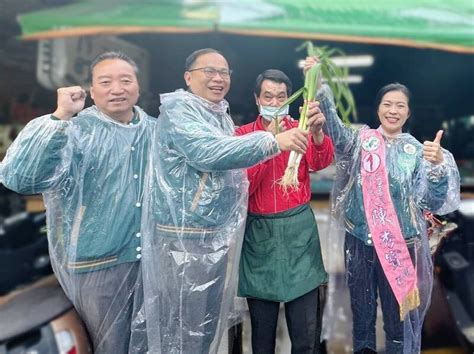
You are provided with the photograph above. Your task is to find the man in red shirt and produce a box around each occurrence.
[236,69,334,353]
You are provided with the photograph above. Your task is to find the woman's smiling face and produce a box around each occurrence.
[377,90,410,137]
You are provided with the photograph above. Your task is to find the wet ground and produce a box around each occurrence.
[218,199,471,353]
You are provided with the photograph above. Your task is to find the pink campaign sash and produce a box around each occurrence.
[360,129,420,319]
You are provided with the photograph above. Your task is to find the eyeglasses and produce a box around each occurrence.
[188,67,233,79]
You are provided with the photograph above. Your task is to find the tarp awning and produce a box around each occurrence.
[18,0,474,53]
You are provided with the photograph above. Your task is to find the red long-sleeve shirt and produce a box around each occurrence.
[235,115,334,214]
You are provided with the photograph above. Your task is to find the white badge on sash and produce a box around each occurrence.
[362,136,380,152]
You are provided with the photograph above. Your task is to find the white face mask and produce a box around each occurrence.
[259,104,289,122]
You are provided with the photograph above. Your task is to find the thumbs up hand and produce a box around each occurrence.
[423,130,444,165]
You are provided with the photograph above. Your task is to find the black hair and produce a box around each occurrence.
[90,51,139,76]
[254,69,292,97]
[184,48,225,71]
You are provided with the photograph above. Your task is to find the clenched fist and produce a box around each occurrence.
[53,86,87,120]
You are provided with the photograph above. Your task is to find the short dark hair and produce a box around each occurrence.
[375,82,411,110]
[185,48,225,71]
[90,51,139,76]
[254,69,292,97]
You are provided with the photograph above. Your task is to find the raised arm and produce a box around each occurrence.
[0,116,71,194]
[162,101,310,172]
[317,85,358,158]
[0,87,86,194]
[414,131,460,214]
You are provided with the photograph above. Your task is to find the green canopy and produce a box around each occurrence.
[18,0,474,53]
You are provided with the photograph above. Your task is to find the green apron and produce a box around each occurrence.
[238,203,327,302]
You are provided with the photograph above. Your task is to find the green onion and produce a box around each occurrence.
[279,41,357,189]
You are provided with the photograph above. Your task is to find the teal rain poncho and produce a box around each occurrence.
[0,106,155,352]
[141,90,280,354]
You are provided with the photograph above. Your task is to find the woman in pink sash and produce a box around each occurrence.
[314,80,460,353]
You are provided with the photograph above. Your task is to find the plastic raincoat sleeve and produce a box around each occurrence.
[0,115,71,194]
[162,99,280,172]
[317,85,358,158]
[317,85,362,221]
[414,153,460,215]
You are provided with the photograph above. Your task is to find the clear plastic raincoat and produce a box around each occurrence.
[0,106,155,353]
[141,90,280,354]
[318,86,460,353]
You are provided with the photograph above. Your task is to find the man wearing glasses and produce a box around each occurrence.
[141,48,320,353]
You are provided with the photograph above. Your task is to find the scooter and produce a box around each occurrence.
[422,200,474,352]
[0,210,91,353]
